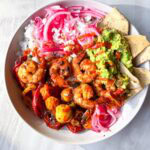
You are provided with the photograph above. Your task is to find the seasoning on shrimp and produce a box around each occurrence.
[49,58,71,87]
[93,76,116,96]
[17,60,45,84]
[73,84,96,109]
[72,52,97,83]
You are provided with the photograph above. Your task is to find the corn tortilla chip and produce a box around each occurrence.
[120,63,142,89]
[133,46,150,66]
[133,67,150,87]
[125,35,149,58]
[128,88,142,98]
[101,8,129,35]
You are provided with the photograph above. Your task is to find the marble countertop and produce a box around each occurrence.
[0,0,150,150]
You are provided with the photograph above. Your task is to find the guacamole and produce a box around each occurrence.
[116,74,129,89]
[86,28,133,79]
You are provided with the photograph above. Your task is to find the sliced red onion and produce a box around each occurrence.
[91,105,120,133]
[43,11,71,41]
[29,5,107,57]
[33,17,44,40]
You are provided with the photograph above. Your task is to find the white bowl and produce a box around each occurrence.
[5,0,149,145]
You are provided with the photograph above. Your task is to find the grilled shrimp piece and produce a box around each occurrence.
[73,84,96,109]
[93,76,116,96]
[49,58,71,87]
[17,59,45,84]
[72,52,97,83]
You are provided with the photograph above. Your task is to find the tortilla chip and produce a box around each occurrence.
[120,63,142,89]
[128,88,142,98]
[125,35,149,58]
[133,46,150,66]
[101,8,129,35]
[133,67,150,87]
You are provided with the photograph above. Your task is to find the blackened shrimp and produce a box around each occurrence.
[72,52,97,83]
[73,84,96,109]
[49,58,71,87]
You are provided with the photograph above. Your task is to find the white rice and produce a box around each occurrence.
[19,21,40,62]
[20,21,37,51]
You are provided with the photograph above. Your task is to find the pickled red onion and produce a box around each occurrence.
[43,11,71,41]
[32,5,106,56]
[91,105,120,132]
[34,17,44,40]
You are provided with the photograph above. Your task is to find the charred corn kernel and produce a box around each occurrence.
[56,104,72,123]
[61,88,73,102]
[45,96,59,112]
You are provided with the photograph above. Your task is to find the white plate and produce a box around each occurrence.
[5,0,149,145]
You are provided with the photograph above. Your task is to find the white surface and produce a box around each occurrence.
[0,0,150,150]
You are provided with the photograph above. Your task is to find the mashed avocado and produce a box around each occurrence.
[86,28,133,79]
[115,74,129,89]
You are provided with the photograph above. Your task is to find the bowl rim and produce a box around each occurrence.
[4,0,149,145]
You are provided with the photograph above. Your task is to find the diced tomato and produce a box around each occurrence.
[67,110,85,133]
[116,51,121,60]
[104,41,112,49]
[113,89,124,96]
[107,79,115,87]
[44,112,63,130]
[67,123,83,133]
